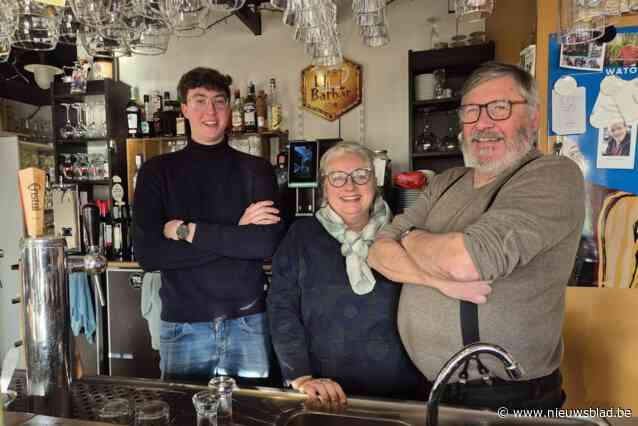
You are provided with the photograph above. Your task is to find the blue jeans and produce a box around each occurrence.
[159,312,271,381]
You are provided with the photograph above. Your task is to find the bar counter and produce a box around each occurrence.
[5,370,638,426]
[3,370,427,426]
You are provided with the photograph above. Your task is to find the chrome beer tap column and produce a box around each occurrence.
[18,168,107,399]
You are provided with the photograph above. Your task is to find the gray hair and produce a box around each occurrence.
[318,141,377,205]
[461,61,539,111]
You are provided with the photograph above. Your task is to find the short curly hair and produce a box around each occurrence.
[177,67,232,104]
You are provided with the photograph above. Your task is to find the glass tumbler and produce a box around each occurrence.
[193,389,221,426]
[208,376,236,420]
[134,400,170,426]
[98,398,133,424]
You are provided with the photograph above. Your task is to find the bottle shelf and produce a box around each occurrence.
[55,138,111,144]
[60,179,111,185]
[412,150,462,158]
[230,130,288,138]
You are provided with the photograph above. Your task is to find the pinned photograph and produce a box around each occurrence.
[560,42,605,71]
[597,119,637,169]
[605,32,638,67]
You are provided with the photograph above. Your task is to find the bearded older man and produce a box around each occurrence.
[368,62,585,411]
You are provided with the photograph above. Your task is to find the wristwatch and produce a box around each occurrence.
[399,226,417,242]
[176,223,189,241]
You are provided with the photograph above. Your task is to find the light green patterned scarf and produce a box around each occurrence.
[315,197,392,295]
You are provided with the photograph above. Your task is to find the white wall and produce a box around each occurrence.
[119,1,482,172]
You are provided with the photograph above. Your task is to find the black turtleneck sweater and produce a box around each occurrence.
[133,138,285,322]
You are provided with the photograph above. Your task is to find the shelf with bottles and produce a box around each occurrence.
[230,130,288,138]
[125,137,189,203]
[412,150,462,158]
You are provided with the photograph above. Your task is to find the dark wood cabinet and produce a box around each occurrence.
[408,42,495,172]
[51,79,131,203]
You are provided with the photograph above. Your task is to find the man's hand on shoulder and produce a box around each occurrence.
[239,200,281,225]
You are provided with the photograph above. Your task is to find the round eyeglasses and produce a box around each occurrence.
[188,95,229,112]
[325,168,373,188]
[458,99,527,124]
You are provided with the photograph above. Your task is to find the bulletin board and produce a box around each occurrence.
[548,28,638,288]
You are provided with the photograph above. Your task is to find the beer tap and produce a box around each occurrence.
[67,204,107,306]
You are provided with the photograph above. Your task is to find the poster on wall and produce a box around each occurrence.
[548,28,638,289]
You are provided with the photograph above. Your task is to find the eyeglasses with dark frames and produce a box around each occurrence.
[458,99,527,124]
[188,95,229,112]
[325,168,373,188]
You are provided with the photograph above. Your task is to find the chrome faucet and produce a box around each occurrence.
[426,342,524,426]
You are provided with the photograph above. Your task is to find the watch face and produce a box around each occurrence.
[177,224,189,240]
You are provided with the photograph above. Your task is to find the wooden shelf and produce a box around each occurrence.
[412,150,462,158]
[55,138,110,144]
[61,179,110,185]
[231,130,288,138]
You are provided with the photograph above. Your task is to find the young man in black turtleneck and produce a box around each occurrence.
[133,67,285,382]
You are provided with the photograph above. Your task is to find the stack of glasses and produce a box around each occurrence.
[353,0,389,48]
[0,0,247,62]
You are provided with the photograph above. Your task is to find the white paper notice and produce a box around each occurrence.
[552,87,586,135]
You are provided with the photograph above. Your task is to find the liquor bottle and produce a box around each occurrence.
[256,89,267,132]
[126,87,142,138]
[231,89,244,134]
[112,204,125,261]
[163,91,172,111]
[141,94,150,137]
[121,204,131,260]
[151,90,163,136]
[176,112,185,137]
[100,201,113,259]
[132,154,143,194]
[268,78,282,131]
[128,206,135,261]
[243,82,257,133]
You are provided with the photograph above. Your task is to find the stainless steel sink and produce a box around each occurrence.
[276,403,611,426]
[281,411,411,426]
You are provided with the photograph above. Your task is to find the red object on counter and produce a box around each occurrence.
[393,171,426,189]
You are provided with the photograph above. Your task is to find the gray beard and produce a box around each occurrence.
[462,127,535,177]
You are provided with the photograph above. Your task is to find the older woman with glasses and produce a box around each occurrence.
[267,142,424,404]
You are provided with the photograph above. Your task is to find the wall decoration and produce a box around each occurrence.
[560,41,605,71]
[301,58,362,122]
[548,27,638,288]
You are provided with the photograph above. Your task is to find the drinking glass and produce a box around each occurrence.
[98,398,133,424]
[12,0,60,51]
[0,37,11,63]
[193,390,220,426]
[441,126,460,151]
[415,123,438,153]
[208,376,236,420]
[134,400,170,426]
[455,0,494,23]
[71,103,87,138]
[433,69,446,99]
[94,101,108,137]
[60,103,75,139]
